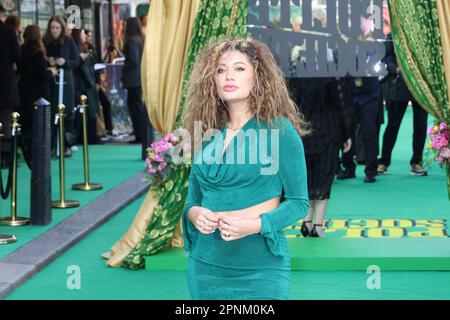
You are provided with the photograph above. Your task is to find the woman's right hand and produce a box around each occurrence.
[188,206,219,234]
[47,67,58,77]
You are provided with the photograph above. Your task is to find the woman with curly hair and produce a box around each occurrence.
[182,38,310,300]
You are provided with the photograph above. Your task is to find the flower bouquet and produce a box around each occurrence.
[427,122,450,199]
[144,132,190,191]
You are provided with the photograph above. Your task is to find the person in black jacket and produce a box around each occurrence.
[85,29,98,62]
[0,5,21,168]
[377,33,428,176]
[18,24,58,155]
[72,28,101,145]
[338,75,384,183]
[44,16,80,157]
[122,17,145,144]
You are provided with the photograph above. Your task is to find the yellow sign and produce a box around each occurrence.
[286,219,448,238]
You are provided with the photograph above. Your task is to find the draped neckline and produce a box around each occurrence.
[220,116,255,158]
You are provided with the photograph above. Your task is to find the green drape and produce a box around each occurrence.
[388,0,449,123]
[389,0,450,200]
[175,0,248,127]
[121,0,248,270]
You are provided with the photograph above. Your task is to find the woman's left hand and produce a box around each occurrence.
[343,138,352,153]
[217,214,261,241]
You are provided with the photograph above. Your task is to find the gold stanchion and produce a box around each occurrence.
[72,95,102,191]
[0,113,30,226]
[52,104,80,208]
[0,234,17,244]
[0,122,17,243]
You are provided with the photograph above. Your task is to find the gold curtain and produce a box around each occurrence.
[437,0,450,114]
[142,0,199,135]
[104,190,159,267]
[104,0,199,267]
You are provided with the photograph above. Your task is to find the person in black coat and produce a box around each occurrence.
[18,24,58,155]
[377,33,428,176]
[122,17,145,144]
[0,6,21,167]
[5,14,21,46]
[43,16,80,157]
[72,28,100,145]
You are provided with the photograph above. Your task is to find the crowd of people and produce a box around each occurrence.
[285,11,429,238]
[0,4,149,166]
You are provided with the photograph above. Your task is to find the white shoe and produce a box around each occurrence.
[71,145,79,152]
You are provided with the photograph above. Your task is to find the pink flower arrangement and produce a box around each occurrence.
[144,132,180,188]
[427,122,450,166]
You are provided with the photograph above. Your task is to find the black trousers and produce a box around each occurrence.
[98,88,113,133]
[126,87,145,141]
[342,97,380,177]
[379,100,428,167]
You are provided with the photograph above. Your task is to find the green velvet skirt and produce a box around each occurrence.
[187,257,290,300]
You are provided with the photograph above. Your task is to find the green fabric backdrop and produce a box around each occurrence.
[388,0,449,123]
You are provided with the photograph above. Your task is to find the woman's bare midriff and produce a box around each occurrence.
[213,196,281,219]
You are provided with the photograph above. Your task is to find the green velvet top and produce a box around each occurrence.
[182,116,309,269]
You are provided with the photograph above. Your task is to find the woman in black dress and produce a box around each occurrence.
[289,77,354,237]
[43,16,80,157]
[18,24,58,157]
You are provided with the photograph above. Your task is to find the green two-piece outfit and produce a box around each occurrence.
[182,116,309,300]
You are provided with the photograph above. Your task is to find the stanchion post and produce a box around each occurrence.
[52,104,79,208]
[0,113,30,226]
[0,122,17,243]
[72,95,102,191]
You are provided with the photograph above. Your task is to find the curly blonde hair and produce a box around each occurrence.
[183,38,310,151]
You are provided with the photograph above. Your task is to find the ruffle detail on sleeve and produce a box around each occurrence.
[260,214,289,257]
[182,205,199,252]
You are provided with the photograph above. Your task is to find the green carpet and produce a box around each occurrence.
[145,237,450,271]
[5,108,450,299]
[0,144,142,259]
[6,193,450,300]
